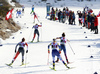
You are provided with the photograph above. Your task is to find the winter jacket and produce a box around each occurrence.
[90,16,95,23]
[58,11,61,18]
[94,16,98,26]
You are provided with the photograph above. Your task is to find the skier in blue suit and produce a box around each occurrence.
[48,38,69,70]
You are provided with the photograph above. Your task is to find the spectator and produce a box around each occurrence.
[94,16,98,34]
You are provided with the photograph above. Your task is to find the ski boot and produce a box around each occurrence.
[53,63,55,70]
[31,39,34,43]
[63,61,70,69]
[8,63,13,66]
[22,62,24,65]
[37,38,39,42]
[65,63,70,69]
[31,41,33,43]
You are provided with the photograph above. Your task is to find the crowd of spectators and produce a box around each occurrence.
[77,7,98,34]
[49,6,99,34]
[50,7,75,25]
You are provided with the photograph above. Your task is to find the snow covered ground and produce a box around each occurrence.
[0,0,100,74]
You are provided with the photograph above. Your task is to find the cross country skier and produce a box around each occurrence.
[31,23,42,42]
[55,32,70,64]
[48,38,70,70]
[30,5,34,14]
[33,12,39,23]
[7,38,28,66]
[16,9,21,18]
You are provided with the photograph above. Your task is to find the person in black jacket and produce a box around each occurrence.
[87,12,91,29]
[77,11,82,25]
[90,14,95,32]
[62,11,66,23]
[58,9,61,22]
[72,11,75,25]
[68,11,72,25]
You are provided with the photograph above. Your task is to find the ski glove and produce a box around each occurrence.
[59,51,61,54]
[26,50,28,53]
[48,50,50,53]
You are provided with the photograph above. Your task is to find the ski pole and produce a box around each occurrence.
[25,53,27,68]
[68,42,75,55]
[47,53,50,65]
[40,22,42,41]
[27,29,33,42]
[40,27,42,42]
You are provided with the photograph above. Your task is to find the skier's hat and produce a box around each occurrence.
[22,37,25,42]
[35,23,38,25]
[53,38,56,42]
[62,32,65,37]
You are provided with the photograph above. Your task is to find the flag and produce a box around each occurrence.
[97,11,100,17]
[5,8,14,20]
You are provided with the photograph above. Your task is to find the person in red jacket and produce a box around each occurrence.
[33,12,39,23]
[94,16,98,34]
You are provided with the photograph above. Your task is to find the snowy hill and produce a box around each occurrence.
[0,0,100,74]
